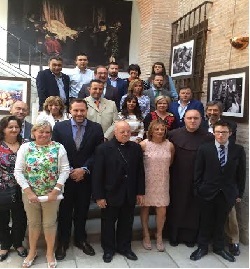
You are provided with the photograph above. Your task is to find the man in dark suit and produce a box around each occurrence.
[107,62,127,101]
[92,121,145,263]
[10,100,32,141]
[169,86,205,128]
[190,121,246,263]
[36,56,70,111]
[143,74,172,111]
[201,100,240,256]
[78,65,120,110]
[52,98,104,260]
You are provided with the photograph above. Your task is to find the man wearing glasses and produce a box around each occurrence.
[191,121,246,263]
[78,65,120,110]
[202,101,240,256]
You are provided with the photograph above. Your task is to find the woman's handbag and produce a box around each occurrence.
[0,186,17,205]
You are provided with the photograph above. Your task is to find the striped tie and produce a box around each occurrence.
[219,145,226,166]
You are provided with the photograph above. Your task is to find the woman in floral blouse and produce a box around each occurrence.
[0,116,27,262]
[120,79,150,119]
[15,121,70,268]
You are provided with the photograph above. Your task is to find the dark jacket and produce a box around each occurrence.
[36,69,70,111]
[194,141,246,207]
[92,138,145,206]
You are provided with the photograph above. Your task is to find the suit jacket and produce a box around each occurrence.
[169,99,205,128]
[194,141,246,207]
[78,83,120,110]
[107,77,127,99]
[201,119,237,143]
[84,96,118,140]
[143,87,172,111]
[52,119,104,174]
[92,138,145,206]
[36,69,70,111]
[23,120,33,140]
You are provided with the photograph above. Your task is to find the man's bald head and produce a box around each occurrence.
[114,121,131,143]
[10,100,28,122]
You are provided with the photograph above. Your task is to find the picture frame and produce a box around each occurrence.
[207,67,249,122]
[170,38,195,78]
[0,76,31,114]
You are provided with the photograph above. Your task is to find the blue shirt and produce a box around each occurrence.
[215,140,229,164]
[54,74,66,103]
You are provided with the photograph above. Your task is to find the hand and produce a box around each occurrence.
[70,168,86,182]
[26,191,39,203]
[97,199,107,208]
[47,190,59,202]
[236,197,241,203]
[136,195,144,206]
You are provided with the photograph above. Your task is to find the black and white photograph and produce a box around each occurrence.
[7,0,132,69]
[170,39,195,78]
[207,67,249,120]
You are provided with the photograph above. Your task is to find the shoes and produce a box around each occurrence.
[117,250,138,261]
[229,243,240,256]
[47,254,57,268]
[190,248,208,261]
[213,249,236,262]
[156,241,165,252]
[55,245,67,261]
[22,253,37,268]
[74,241,95,256]
[185,242,195,248]
[169,240,179,247]
[103,252,113,263]
[0,250,9,262]
[16,247,28,257]
[142,239,152,250]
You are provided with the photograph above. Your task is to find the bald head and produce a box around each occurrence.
[10,101,28,122]
[114,121,131,143]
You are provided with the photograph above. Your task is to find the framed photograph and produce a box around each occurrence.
[0,77,31,114]
[207,67,249,122]
[170,39,195,78]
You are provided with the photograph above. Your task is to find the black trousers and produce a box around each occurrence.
[0,198,27,250]
[198,191,232,251]
[101,203,135,254]
[57,179,91,247]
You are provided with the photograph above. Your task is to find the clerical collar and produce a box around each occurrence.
[113,137,128,146]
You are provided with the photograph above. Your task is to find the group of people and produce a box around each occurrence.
[0,53,246,268]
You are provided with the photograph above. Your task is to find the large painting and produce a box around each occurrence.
[7,0,132,69]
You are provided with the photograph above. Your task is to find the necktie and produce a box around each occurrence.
[219,145,226,166]
[75,125,82,150]
[155,90,160,97]
[95,100,100,109]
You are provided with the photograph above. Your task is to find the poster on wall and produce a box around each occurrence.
[207,67,249,122]
[7,0,132,69]
[170,39,195,78]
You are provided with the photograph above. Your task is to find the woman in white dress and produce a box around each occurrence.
[117,94,144,143]
[36,96,70,128]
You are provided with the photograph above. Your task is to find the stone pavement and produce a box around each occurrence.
[0,216,248,268]
[0,240,248,268]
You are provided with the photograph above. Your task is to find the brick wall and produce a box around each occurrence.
[137,0,178,77]
[137,0,249,243]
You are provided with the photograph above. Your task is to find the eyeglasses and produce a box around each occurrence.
[214,131,229,135]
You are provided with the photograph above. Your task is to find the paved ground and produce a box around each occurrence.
[0,240,248,268]
[0,216,248,268]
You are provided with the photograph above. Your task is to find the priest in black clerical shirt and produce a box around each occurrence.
[92,121,145,263]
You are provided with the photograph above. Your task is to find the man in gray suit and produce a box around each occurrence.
[143,74,172,111]
[10,100,32,141]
